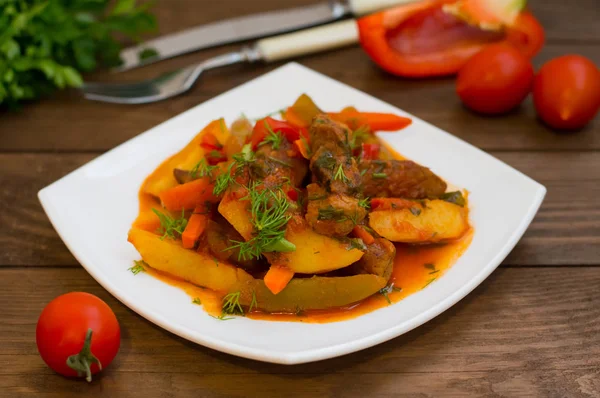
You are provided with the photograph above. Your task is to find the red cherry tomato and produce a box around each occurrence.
[36,292,120,382]
[456,43,534,115]
[533,55,600,130]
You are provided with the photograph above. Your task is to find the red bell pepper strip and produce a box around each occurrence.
[205,149,227,165]
[199,133,223,151]
[361,143,381,160]
[357,0,544,78]
[328,107,412,132]
[250,117,302,150]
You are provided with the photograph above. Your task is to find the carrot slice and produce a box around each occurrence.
[328,109,412,132]
[159,178,219,211]
[370,198,415,211]
[293,139,311,159]
[264,265,295,295]
[181,204,210,249]
[352,225,375,245]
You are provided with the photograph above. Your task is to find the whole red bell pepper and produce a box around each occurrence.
[357,0,545,78]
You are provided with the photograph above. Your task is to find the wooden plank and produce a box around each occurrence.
[1,370,599,398]
[0,267,598,396]
[1,152,598,267]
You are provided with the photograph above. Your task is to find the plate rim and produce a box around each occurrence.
[38,62,547,365]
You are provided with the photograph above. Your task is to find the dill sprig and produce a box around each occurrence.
[358,197,370,209]
[192,297,202,305]
[129,260,146,275]
[213,144,256,196]
[260,130,284,150]
[210,314,235,321]
[379,283,402,304]
[333,164,349,182]
[249,291,258,312]
[190,158,217,179]
[350,125,371,150]
[152,209,187,240]
[229,184,295,260]
[222,291,244,315]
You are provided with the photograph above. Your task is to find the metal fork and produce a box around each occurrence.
[82,20,359,104]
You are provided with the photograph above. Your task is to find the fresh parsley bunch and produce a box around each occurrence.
[0,0,156,107]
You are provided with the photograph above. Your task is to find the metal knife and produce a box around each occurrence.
[115,0,414,72]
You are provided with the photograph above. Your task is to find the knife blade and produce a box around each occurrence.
[114,2,349,72]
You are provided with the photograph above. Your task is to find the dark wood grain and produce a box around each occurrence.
[1,0,600,153]
[1,267,599,397]
[1,152,598,267]
[1,0,599,396]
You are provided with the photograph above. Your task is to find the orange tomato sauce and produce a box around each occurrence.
[133,134,473,323]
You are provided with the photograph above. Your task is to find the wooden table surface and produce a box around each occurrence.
[2,0,599,396]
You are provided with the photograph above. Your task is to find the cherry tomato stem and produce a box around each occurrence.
[65,328,102,382]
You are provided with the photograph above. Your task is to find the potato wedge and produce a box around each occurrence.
[369,199,468,243]
[218,197,364,274]
[217,194,253,240]
[281,218,364,274]
[128,228,253,291]
[143,119,226,197]
[235,274,387,313]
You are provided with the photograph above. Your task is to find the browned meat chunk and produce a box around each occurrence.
[305,115,366,236]
[351,238,396,281]
[360,160,446,199]
[309,114,361,195]
[251,138,308,189]
[305,184,367,237]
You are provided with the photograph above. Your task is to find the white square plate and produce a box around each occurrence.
[39,63,545,364]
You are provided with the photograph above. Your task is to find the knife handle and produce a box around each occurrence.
[348,0,418,16]
[255,20,359,63]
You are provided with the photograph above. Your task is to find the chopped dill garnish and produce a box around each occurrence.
[128,260,146,275]
[379,283,401,304]
[260,129,284,150]
[423,277,437,288]
[372,172,387,179]
[350,125,370,150]
[152,209,187,240]
[314,251,320,254]
[268,156,292,168]
[317,206,346,221]
[308,194,328,201]
[358,197,370,209]
[213,144,256,196]
[424,263,436,270]
[249,291,258,312]
[190,158,217,179]
[429,269,440,275]
[314,153,336,170]
[440,191,466,207]
[210,314,235,321]
[192,297,202,305]
[228,184,295,260]
[409,207,422,216]
[222,291,244,315]
[348,238,367,251]
[333,164,349,182]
